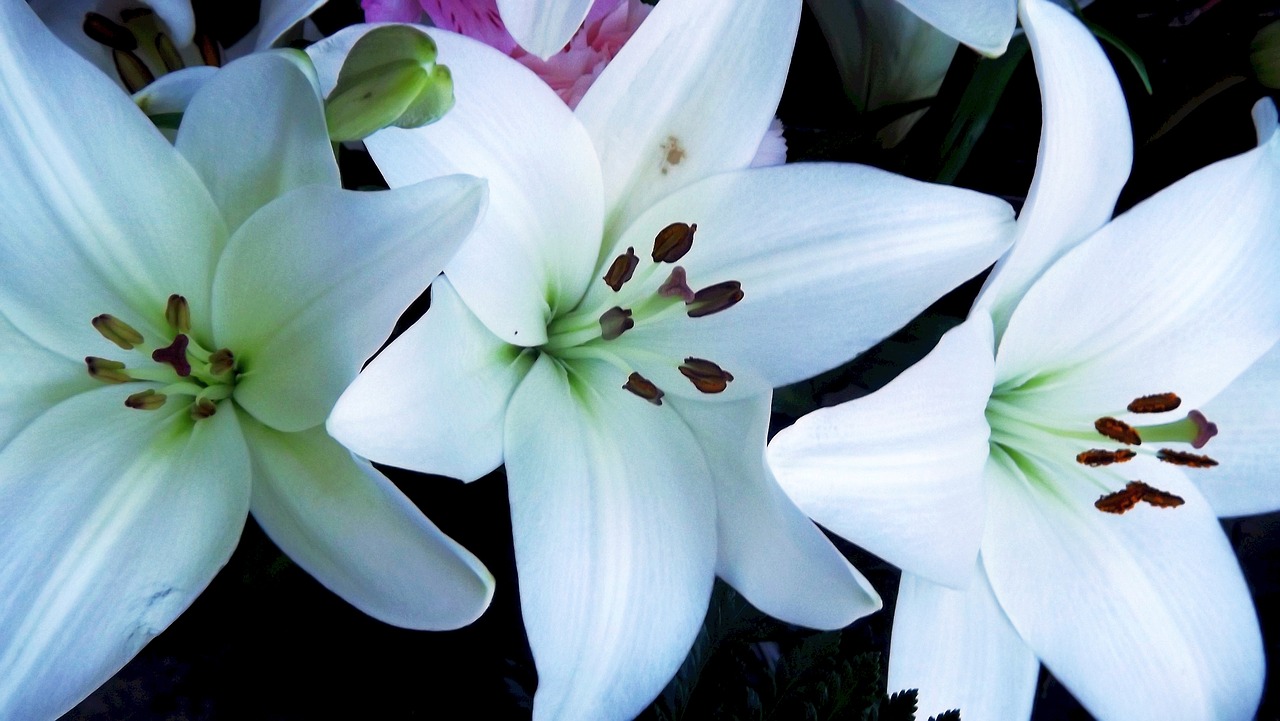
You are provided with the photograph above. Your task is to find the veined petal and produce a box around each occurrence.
[888,568,1039,721]
[995,116,1280,422]
[976,0,1132,337]
[0,387,250,720]
[603,164,1013,399]
[215,176,485,433]
[505,355,716,721]
[176,52,339,234]
[32,0,196,82]
[982,449,1264,720]
[328,277,533,481]
[768,316,995,589]
[671,393,880,629]
[0,311,96,450]
[0,0,225,358]
[243,419,493,629]
[496,0,593,59]
[308,27,605,345]
[895,0,1015,56]
[234,0,329,54]
[576,0,800,238]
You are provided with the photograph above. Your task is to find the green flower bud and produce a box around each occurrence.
[1252,21,1280,89]
[325,26,455,142]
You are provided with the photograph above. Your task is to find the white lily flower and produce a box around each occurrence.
[0,2,493,717]
[310,1,1015,717]
[769,0,1279,718]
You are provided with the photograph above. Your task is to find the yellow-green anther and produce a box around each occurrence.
[113,49,155,93]
[1252,21,1280,89]
[83,12,137,51]
[92,314,144,350]
[165,294,191,333]
[154,32,185,72]
[85,356,132,384]
[324,25,454,142]
[125,389,167,410]
[190,397,218,420]
[209,348,235,376]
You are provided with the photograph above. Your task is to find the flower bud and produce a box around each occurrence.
[325,26,455,142]
[1252,21,1280,89]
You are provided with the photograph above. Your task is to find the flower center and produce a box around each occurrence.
[82,8,222,93]
[84,294,238,420]
[541,221,742,406]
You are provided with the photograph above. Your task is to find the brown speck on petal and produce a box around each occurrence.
[1076,449,1136,466]
[623,373,664,405]
[1127,392,1182,413]
[652,222,696,263]
[1095,417,1141,445]
[603,247,639,292]
[678,357,734,394]
[1157,449,1219,468]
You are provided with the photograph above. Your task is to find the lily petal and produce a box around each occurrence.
[505,355,716,721]
[0,0,225,357]
[977,0,1132,336]
[328,277,534,481]
[309,27,605,346]
[0,311,96,450]
[768,316,994,589]
[32,0,196,82]
[234,0,329,54]
[176,51,338,234]
[133,65,218,116]
[602,163,1013,398]
[214,176,486,433]
[496,0,593,60]
[0,387,250,720]
[671,393,880,629]
[895,0,1015,56]
[888,568,1039,721]
[243,419,494,629]
[982,448,1265,720]
[575,0,800,238]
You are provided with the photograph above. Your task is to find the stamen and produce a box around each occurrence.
[190,397,217,420]
[92,314,145,350]
[125,389,167,410]
[165,294,191,333]
[83,12,138,50]
[154,32,185,72]
[678,357,734,393]
[623,372,664,405]
[599,307,634,341]
[1157,449,1219,468]
[652,222,696,263]
[1076,449,1136,467]
[1095,481,1185,514]
[152,334,192,377]
[1095,417,1141,445]
[209,348,236,376]
[113,49,155,93]
[603,247,639,292]
[687,281,744,318]
[658,266,695,302]
[1137,482,1185,509]
[85,356,131,384]
[1188,410,1218,449]
[195,30,222,67]
[1127,392,1181,414]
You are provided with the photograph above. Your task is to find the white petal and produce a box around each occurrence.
[0,0,225,357]
[497,0,593,59]
[308,27,605,345]
[895,0,1015,55]
[599,163,1013,399]
[670,393,881,630]
[768,316,994,588]
[328,277,533,481]
[888,568,1039,721]
[242,419,494,629]
[982,449,1265,720]
[576,0,800,238]
[0,387,250,719]
[1253,97,1279,144]
[0,311,96,450]
[233,0,329,54]
[176,52,338,234]
[505,355,716,721]
[215,176,485,433]
[977,0,1133,337]
[995,119,1280,422]
[133,65,218,116]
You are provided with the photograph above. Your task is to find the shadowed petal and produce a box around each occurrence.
[497,0,592,59]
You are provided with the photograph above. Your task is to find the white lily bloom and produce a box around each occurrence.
[769,0,1279,718]
[310,0,1016,717]
[0,2,494,717]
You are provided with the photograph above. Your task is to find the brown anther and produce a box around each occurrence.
[119,7,155,21]
[165,294,191,333]
[209,348,236,376]
[603,247,639,292]
[623,372,665,406]
[658,266,695,302]
[1095,417,1141,445]
[1075,449,1136,467]
[154,32,185,72]
[125,389,167,410]
[1095,481,1185,514]
[678,357,734,394]
[113,48,155,93]
[1127,392,1181,414]
[83,12,138,51]
[85,357,132,384]
[1157,449,1219,468]
[687,281,744,318]
[92,314,144,350]
[195,30,222,67]
[190,397,218,420]
[1188,410,1218,449]
[652,222,696,263]
[152,334,192,377]
[599,307,634,341]
[1137,482,1185,509]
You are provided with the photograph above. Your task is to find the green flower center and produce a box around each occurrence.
[82,7,222,94]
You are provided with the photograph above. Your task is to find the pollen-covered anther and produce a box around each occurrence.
[1075,449,1136,467]
[599,307,634,341]
[1095,416,1141,445]
[603,247,639,292]
[152,334,192,377]
[190,397,218,420]
[1095,480,1185,514]
[1157,449,1219,468]
[687,281,744,318]
[85,356,132,384]
[92,314,145,350]
[678,357,734,394]
[165,294,191,333]
[112,49,155,93]
[209,348,236,376]
[658,266,695,302]
[652,222,696,263]
[154,32,185,72]
[1188,410,1218,449]
[82,12,138,50]
[125,389,167,410]
[1127,392,1181,413]
[623,372,665,405]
